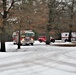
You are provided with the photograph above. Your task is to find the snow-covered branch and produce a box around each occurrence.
[7,0,14,12]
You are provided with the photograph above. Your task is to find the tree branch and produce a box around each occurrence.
[7,0,14,12]
[0,12,3,17]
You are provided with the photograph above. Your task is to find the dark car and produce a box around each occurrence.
[50,36,55,43]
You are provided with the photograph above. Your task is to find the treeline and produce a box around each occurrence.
[0,0,76,39]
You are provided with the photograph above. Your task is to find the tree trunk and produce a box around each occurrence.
[68,31,72,42]
[0,0,7,52]
[0,0,14,52]
[1,42,5,52]
[46,25,50,45]
[1,34,6,52]
[0,17,7,52]
[46,32,50,45]
[18,30,21,49]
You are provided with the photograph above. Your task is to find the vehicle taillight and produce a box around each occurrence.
[21,38,25,42]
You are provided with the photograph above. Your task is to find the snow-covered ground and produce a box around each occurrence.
[0,40,76,75]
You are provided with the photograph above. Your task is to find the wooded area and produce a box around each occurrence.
[0,0,76,51]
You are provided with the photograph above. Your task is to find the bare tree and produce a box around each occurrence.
[46,0,57,44]
[67,0,76,42]
[0,0,14,52]
[57,0,76,42]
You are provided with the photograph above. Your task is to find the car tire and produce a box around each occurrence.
[31,43,33,45]
[51,39,55,43]
[65,39,68,42]
[39,40,42,43]
[46,41,50,45]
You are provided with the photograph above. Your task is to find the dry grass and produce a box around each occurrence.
[51,43,76,47]
[54,44,76,47]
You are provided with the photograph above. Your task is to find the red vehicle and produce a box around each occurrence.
[38,36,55,43]
[38,36,46,42]
[12,30,35,45]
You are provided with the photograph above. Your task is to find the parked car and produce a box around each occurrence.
[38,36,46,42]
[38,36,55,43]
[50,36,55,43]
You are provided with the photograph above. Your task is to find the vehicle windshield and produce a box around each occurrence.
[39,36,46,38]
[12,35,16,38]
[20,32,34,37]
[25,33,34,37]
[21,33,25,37]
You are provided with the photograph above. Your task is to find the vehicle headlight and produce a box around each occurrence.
[31,38,34,41]
[21,38,25,42]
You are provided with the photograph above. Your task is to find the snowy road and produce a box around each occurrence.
[0,41,76,75]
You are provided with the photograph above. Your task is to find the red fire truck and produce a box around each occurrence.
[12,30,35,45]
